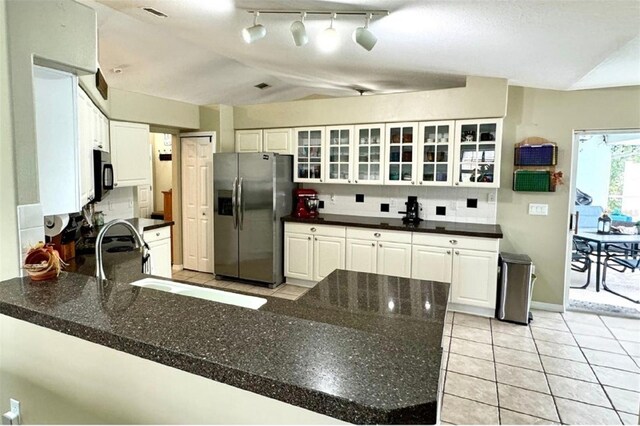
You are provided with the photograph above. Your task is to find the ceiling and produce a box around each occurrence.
[82,0,640,106]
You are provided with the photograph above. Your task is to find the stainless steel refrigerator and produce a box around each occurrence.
[213,153,295,287]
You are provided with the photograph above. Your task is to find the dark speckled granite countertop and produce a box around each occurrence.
[283,213,503,239]
[0,256,448,424]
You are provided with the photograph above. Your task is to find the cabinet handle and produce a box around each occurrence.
[371,243,375,247]
[419,181,423,185]
[411,181,415,185]
[202,212,205,216]
[98,144,103,148]
[449,240,458,245]
[374,232,381,237]
[379,243,383,247]
[455,182,459,186]
[156,232,160,237]
[348,180,351,183]
[307,237,311,240]
[310,227,316,232]
[447,250,451,254]
[320,179,323,182]
[114,183,118,187]
[455,251,460,255]
[314,237,317,241]
[355,180,358,183]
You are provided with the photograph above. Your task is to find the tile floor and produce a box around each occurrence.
[441,310,640,425]
[170,269,310,300]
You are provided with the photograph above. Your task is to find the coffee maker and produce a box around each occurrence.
[294,189,319,218]
[399,196,422,224]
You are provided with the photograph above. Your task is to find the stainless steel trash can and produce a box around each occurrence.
[496,252,535,325]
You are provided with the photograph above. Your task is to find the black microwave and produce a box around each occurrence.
[93,149,114,202]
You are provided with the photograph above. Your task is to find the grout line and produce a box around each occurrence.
[490,318,502,425]
[442,392,559,424]
[528,322,563,424]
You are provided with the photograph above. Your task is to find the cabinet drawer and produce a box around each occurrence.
[285,223,345,238]
[412,233,499,252]
[143,226,171,243]
[346,227,411,243]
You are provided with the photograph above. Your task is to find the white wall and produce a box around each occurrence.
[576,136,611,208]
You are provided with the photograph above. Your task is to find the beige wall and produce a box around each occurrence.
[0,314,344,424]
[234,76,508,129]
[199,104,234,152]
[151,134,173,212]
[500,85,640,306]
[6,0,97,205]
[0,0,19,281]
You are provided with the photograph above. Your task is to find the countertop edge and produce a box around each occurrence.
[283,215,503,239]
[0,296,434,424]
[141,220,174,231]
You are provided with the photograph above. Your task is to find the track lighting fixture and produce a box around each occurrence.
[242,9,388,50]
[318,13,339,52]
[290,12,308,47]
[242,11,266,44]
[353,13,377,51]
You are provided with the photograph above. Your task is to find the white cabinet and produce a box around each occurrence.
[353,124,385,185]
[417,121,454,186]
[345,228,412,278]
[324,125,354,184]
[411,244,452,283]
[294,127,325,183]
[285,224,345,282]
[77,89,95,205]
[263,128,292,154]
[454,118,502,188]
[235,130,262,153]
[96,111,109,152]
[34,65,86,216]
[385,122,418,185]
[144,226,172,278]
[110,121,151,188]
[451,249,498,309]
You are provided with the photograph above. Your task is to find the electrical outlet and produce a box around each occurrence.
[528,203,549,216]
[330,194,335,204]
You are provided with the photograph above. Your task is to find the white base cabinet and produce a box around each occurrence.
[285,222,500,316]
[144,227,172,278]
[285,224,345,282]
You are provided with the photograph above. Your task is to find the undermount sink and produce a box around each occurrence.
[130,278,267,310]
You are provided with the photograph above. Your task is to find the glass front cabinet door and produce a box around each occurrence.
[454,119,502,188]
[324,125,354,184]
[417,120,454,186]
[353,124,385,185]
[294,127,324,183]
[385,122,418,185]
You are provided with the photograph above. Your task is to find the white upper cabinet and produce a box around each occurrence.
[294,127,324,183]
[454,118,502,188]
[263,128,292,154]
[110,121,151,188]
[324,125,354,184]
[353,124,385,185]
[235,129,263,153]
[417,121,455,186]
[77,89,95,205]
[385,122,418,186]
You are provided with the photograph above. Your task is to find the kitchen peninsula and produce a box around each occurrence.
[0,256,449,424]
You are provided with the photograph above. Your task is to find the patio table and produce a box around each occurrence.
[574,231,640,294]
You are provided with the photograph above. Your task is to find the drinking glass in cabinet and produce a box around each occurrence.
[340,132,350,145]
[310,147,321,159]
[423,164,435,181]
[329,147,338,162]
[359,164,368,180]
[479,123,496,141]
[340,164,349,179]
[402,128,413,143]
[340,146,349,162]
[298,131,309,146]
[478,144,495,163]
[389,164,400,181]
[436,146,448,162]
[438,127,450,143]
[425,146,435,162]
[402,146,413,162]
[329,164,338,179]
[310,164,321,179]
[370,146,380,162]
[390,128,401,144]
[370,164,379,180]
[390,146,400,162]
[460,124,477,142]
[359,146,369,162]
[401,164,412,181]
[424,126,436,142]
[298,164,309,179]
[436,164,448,182]
[371,128,380,144]
[310,131,322,146]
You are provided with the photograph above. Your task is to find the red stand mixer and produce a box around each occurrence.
[294,189,319,218]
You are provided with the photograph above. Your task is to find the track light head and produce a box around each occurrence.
[242,11,266,43]
[353,13,377,51]
[290,12,308,47]
[318,13,339,53]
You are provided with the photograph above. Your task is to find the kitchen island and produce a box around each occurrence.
[0,255,448,424]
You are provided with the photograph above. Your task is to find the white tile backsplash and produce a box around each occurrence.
[304,184,497,224]
[93,187,135,222]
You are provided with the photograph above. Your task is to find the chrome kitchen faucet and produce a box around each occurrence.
[95,219,150,280]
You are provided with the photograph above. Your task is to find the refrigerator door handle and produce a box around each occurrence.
[498,262,508,320]
[232,177,238,230]
[239,177,244,230]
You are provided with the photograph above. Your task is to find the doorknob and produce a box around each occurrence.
[202,212,206,216]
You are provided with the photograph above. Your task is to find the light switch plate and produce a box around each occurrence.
[528,203,549,216]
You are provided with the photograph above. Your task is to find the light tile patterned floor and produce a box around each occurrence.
[441,310,640,425]
[170,269,310,300]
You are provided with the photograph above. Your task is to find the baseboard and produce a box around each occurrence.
[530,301,565,313]
[447,303,495,318]
[172,264,184,271]
[285,277,317,288]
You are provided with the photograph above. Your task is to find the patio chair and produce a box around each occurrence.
[602,243,639,304]
[571,236,592,289]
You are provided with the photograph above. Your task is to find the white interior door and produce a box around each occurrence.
[137,185,152,218]
[181,134,214,273]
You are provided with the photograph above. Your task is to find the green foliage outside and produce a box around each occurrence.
[608,144,640,217]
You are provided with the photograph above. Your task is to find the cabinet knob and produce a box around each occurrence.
[447,250,451,254]
[114,183,118,187]
[156,232,160,236]
[355,180,358,183]
[411,181,415,185]
[314,237,317,241]
[374,232,381,238]
[455,182,459,186]
[320,179,323,182]
[379,243,383,247]
[455,251,460,255]
[310,227,316,232]
[419,181,423,185]
[348,180,351,183]
[449,240,458,245]
[307,237,311,240]
[202,212,205,216]
[371,243,375,247]
[98,145,103,148]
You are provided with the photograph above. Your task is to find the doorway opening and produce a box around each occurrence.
[136,133,174,221]
[568,130,640,317]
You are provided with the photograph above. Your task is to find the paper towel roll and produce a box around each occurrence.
[44,214,69,237]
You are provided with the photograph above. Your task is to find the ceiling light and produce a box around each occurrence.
[242,11,266,44]
[353,13,377,51]
[318,13,339,53]
[290,12,308,47]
